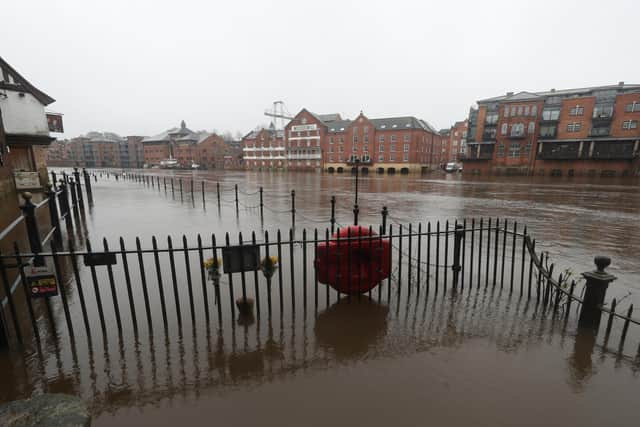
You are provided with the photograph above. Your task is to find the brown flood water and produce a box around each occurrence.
[0,170,639,426]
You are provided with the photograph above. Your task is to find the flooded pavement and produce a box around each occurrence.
[1,170,639,426]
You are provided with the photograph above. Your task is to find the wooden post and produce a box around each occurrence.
[45,184,62,245]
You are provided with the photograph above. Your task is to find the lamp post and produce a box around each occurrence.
[352,155,361,225]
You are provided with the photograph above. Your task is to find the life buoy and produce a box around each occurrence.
[314,225,391,294]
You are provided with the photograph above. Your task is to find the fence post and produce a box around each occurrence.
[69,178,78,209]
[330,195,336,233]
[0,307,7,349]
[291,190,296,228]
[259,187,264,219]
[73,167,84,209]
[51,171,57,190]
[58,180,70,222]
[201,181,205,206]
[83,168,93,205]
[20,192,44,266]
[578,256,617,330]
[381,206,388,235]
[45,184,62,246]
[216,182,221,208]
[452,224,464,287]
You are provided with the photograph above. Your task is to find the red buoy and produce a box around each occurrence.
[314,225,391,294]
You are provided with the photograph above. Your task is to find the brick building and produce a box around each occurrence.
[440,120,468,164]
[46,133,145,168]
[242,126,286,170]
[243,109,443,173]
[464,82,640,176]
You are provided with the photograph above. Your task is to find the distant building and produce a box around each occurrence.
[440,120,468,164]
[242,109,444,173]
[1,56,61,215]
[47,132,144,168]
[464,82,640,176]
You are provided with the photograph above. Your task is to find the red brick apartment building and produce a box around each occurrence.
[142,121,241,169]
[243,109,444,173]
[464,82,640,176]
[439,120,468,164]
[47,133,145,168]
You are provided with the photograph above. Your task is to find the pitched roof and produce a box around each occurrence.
[0,56,55,105]
[478,83,640,104]
[326,120,353,133]
[83,131,126,143]
[317,113,342,123]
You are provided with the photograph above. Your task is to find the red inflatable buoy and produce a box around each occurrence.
[314,225,391,294]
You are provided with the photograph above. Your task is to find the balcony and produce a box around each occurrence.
[589,127,610,137]
[537,142,581,160]
[460,144,494,161]
[539,130,557,139]
[592,141,636,160]
[482,131,497,141]
[591,112,614,125]
[509,130,526,139]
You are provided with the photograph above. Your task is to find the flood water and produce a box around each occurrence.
[0,170,639,426]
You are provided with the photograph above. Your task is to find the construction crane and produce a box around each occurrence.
[264,101,293,130]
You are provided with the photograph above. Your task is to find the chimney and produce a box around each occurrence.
[506,91,514,96]
[618,81,625,87]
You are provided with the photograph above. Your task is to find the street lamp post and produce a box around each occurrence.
[352,155,360,225]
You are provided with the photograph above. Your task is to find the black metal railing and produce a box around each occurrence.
[537,142,582,160]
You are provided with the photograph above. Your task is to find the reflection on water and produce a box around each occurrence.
[315,297,388,360]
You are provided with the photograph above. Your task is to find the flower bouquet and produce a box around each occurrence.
[260,255,279,279]
[203,257,221,282]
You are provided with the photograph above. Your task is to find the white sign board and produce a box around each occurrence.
[291,124,317,132]
[14,171,41,190]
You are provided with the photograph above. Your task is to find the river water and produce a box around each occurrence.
[0,170,638,426]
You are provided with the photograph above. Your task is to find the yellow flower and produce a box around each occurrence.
[203,257,220,269]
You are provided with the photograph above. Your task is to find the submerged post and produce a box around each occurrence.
[216,182,221,208]
[234,184,239,212]
[291,190,296,228]
[73,168,84,210]
[579,256,617,330]
[381,206,388,235]
[452,224,464,287]
[330,195,336,233]
[69,178,78,209]
[259,187,264,219]
[58,180,71,222]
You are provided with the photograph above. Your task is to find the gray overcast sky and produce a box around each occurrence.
[2,0,638,138]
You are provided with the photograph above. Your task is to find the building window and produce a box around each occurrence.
[508,142,520,158]
[622,120,638,129]
[497,143,505,157]
[364,126,369,133]
[531,105,538,117]
[338,154,343,161]
[329,155,333,162]
[389,153,395,161]
[330,137,334,144]
[403,134,410,142]
[390,134,397,142]
[524,105,530,116]
[352,144,358,152]
[569,105,584,116]
[567,122,582,132]
[517,106,523,116]
[390,143,396,152]
[504,106,509,117]
[353,134,358,143]
[338,146,344,153]
[540,125,556,138]
[379,143,384,152]
[403,143,409,152]
[510,123,525,137]
[403,153,409,162]
[329,146,334,153]
[542,108,560,121]
[379,135,385,143]
[524,141,532,156]
[624,102,640,112]
[501,123,508,135]
[528,122,535,134]
[363,144,368,153]
[510,106,516,116]
[364,134,369,143]
[378,154,384,162]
